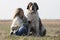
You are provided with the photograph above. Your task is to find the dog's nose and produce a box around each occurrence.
[32,6,34,10]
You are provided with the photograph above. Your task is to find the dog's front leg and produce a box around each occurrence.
[27,26,31,36]
[36,21,39,36]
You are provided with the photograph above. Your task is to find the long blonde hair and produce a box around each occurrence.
[13,8,24,19]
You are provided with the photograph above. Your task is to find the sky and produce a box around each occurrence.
[0,0,60,20]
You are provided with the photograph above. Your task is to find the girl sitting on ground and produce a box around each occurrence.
[10,8,28,36]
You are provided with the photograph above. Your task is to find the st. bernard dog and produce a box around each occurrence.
[27,2,46,36]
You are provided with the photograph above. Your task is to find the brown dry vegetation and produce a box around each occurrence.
[0,19,60,40]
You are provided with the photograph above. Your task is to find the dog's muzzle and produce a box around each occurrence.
[32,5,35,10]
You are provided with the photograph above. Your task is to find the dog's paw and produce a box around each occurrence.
[40,29,46,36]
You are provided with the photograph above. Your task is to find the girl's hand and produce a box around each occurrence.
[28,21,31,24]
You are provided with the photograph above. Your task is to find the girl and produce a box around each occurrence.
[10,8,28,36]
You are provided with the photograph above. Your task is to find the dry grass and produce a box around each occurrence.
[0,19,60,40]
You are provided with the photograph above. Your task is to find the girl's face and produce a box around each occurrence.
[19,10,24,17]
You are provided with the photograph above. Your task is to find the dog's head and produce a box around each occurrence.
[27,2,39,12]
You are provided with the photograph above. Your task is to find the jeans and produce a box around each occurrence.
[15,24,28,36]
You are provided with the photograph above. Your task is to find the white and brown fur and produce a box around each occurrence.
[27,2,46,36]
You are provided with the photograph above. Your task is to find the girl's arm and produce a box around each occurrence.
[10,17,18,35]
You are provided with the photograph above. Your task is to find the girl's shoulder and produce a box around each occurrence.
[24,16,27,18]
[23,16,28,23]
[23,16,27,20]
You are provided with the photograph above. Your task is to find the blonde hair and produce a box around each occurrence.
[13,8,24,19]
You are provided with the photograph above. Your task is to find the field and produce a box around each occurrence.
[0,19,60,40]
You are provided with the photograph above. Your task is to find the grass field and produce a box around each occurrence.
[0,19,60,40]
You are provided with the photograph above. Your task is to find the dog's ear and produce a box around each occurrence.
[27,4,29,9]
[27,2,32,9]
[34,2,39,10]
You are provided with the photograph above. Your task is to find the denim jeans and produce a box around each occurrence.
[15,24,28,36]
